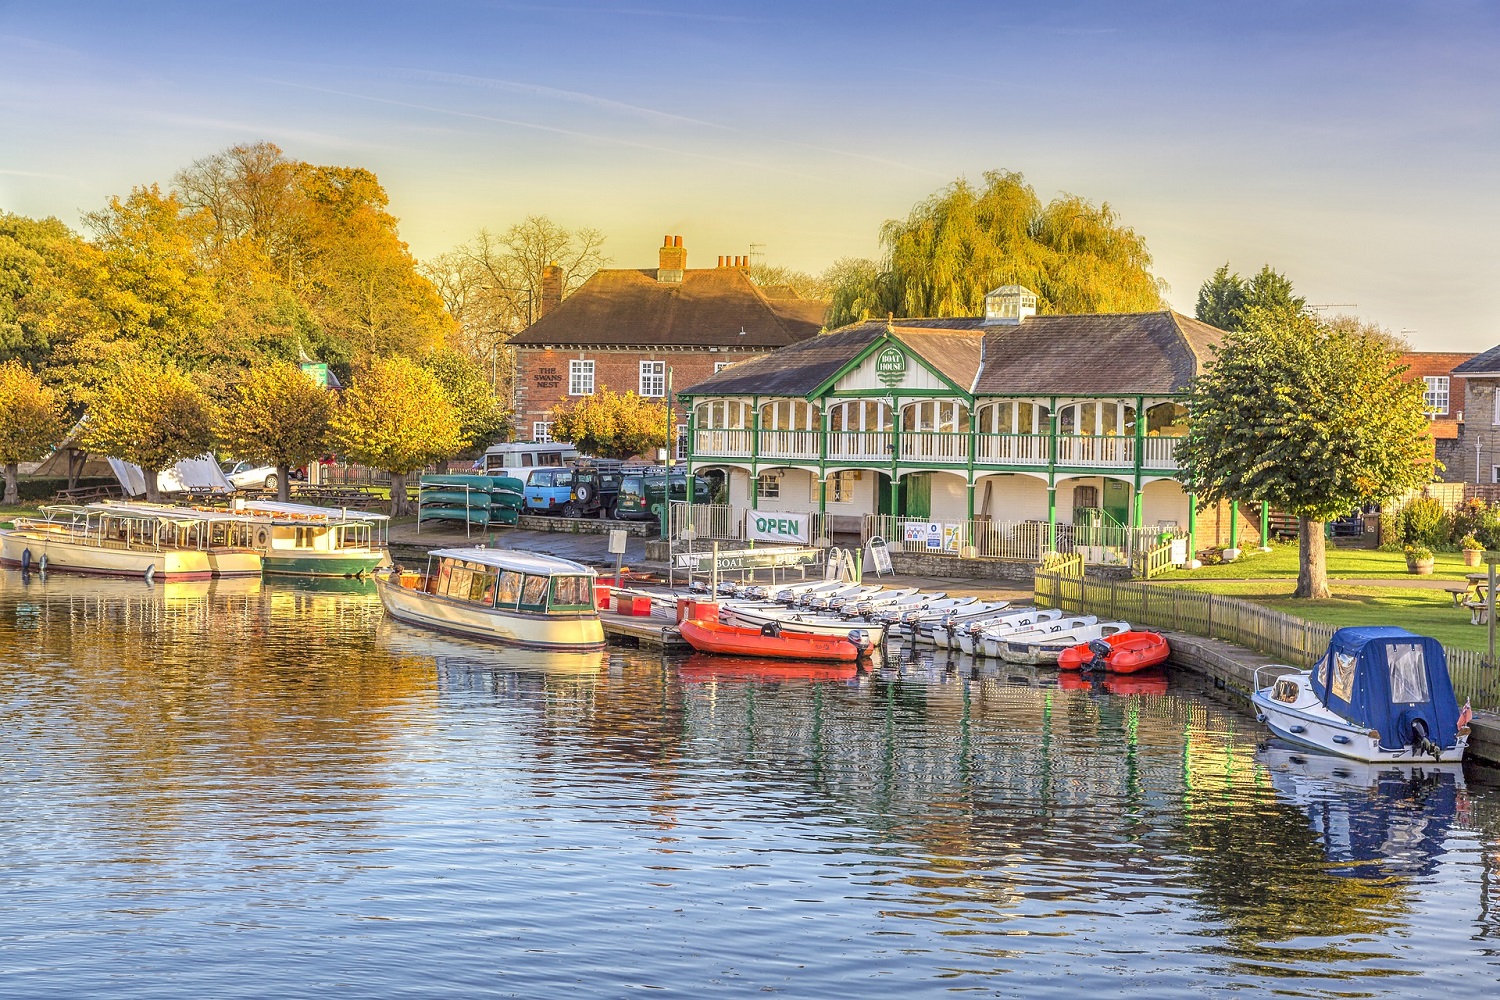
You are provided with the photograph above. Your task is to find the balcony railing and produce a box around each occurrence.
[828,430,893,462]
[694,428,752,458]
[1143,435,1180,470]
[974,433,1049,466]
[898,431,968,465]
[758,429,818,461]
[1056,435,1134,468]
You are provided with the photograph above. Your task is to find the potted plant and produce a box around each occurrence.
[1405,544,1435,575]
[1461,534,1483,567]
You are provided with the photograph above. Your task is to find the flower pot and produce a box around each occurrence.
[1407,558,1435,575]
[1464,548,1483,567]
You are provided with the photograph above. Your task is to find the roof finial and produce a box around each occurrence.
[886,312,894,334]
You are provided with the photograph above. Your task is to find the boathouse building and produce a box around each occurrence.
[677,286,1248,551]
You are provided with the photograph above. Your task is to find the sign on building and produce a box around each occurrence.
[902,520,960,552]
[745,511,811,544]
[875,347,907,387]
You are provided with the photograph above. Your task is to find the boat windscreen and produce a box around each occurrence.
[1388,643,1430,703]
[549,575,593,611]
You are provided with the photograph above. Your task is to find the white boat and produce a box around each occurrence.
[717,601,889,644]
[377,548,605,650]
[923,602,1014,647]
[0,504,261,580]
[773,580,850,604]
[802,583,888,611]
[957,609,1065,656]
[997,620,1129,664]
[229,500,390,577]
[1251,627,1468,763]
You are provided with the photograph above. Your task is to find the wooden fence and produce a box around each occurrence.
[1035,568,1500,711]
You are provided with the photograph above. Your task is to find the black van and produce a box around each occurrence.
[613,472,712,520]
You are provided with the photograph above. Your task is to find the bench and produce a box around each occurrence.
[55,484,123,503]
[1445,584,1472,607]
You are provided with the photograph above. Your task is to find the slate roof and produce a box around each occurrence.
[677,310,1221,398]
[510,267,828,349]
[1450,346,1500,376]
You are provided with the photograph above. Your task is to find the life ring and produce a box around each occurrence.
[256,528,269,547]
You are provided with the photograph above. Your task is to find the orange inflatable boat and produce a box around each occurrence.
[678,618,871,663]
[1056,631,1170,674]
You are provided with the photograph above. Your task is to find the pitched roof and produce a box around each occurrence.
[511,267,828,349]
[1450,346,1500,376]
[973,311,1222,394]
[678,325,882,396]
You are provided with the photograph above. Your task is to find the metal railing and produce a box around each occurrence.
[861,514,1179,565]
[828,431,893,462]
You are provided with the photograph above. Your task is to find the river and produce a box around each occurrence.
[1,570,1497,998]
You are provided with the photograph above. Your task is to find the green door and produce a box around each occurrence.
[1103,479,1131,527]
[902,473,931,519]
[876,473,893,515]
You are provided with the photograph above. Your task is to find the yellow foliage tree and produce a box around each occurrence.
[549,388,667,459]
[329,355,462,516]
[0,361,66,503]
[82,360,215,503]
[216,363,333,501]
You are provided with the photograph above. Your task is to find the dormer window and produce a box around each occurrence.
[983,285,1038,325]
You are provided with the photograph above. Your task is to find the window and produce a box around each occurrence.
[675,423,688,460]
[1423,376,1450,415]
[549,575,593,611]
[532,421,553,443]
[756,473,779,500]
[813,470,858,503]
[639,361,666,397]
[568,360,594,395]
[1388,643,1430,704]
[714,361,733,373]
[519,575,549,610]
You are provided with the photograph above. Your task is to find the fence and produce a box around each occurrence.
[862,514,1176,566]
[668,503,837,545]
[1035,569,1500,711]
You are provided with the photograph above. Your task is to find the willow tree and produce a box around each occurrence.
[330,356,461,516]
[83,360,216,503]
[826,170,1165,327]
[217,363,333,501]
[1175,309,1433,599]
[0,361,66,503]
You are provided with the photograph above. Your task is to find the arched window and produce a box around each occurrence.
[757,399,821,431]
[1058,401,1136,436]
[695,399,750,429]
[828,399,892,432]
[900,399,970,433]
[1146,401,1188,436]
[977,401,1049,434]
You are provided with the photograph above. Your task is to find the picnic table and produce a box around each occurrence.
[54,484,123,503]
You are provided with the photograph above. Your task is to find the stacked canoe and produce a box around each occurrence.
[418,475,524,527]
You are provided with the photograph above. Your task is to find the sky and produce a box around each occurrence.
[2,0,1498,350]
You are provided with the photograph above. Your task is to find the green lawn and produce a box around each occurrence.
[1154,543,1474,582]
[1175,580,1494,652]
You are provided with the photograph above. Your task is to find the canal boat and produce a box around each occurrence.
[995,619,1130,665]
[1056,631,1171,673]
[229,500,390,577]
[376,548,605,650]
[678,617,871,662]
[0,503,261,580]
[1251,627,1468,763]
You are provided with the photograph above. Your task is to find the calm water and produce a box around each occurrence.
[2,571,1499,998]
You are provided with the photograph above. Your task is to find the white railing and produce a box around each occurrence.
[694,428,752,458]
[974,433,1049,466]
[897,431,968,465]
[670,502,745,541]
[828,431,893,462]
[758,429,818,461]
[862,514,1183,566]
[1143,435,1182,469]
[1056,434,1133,468]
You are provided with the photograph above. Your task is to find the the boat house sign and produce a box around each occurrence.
[876,347,907,387]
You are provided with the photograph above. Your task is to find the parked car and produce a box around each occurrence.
[221,460,304,492]
[613,472,713,521]
[564,460,637,519]
[521,468,576,514]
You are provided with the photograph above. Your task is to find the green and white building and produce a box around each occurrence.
[677,287,1241,556]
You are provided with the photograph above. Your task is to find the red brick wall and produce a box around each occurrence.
[513,347,768,439]
[1401,351,1473,418]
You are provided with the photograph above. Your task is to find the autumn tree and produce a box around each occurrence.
[825,170,1164,327]
[82,360,216,503]
[216,363,333,501]
[748,261,830,300]
[1175,309,1433,599]
[1195,263,1307,332]
[549,388,667,460]
[422,348,509,466]
[0,361,66,503]
[329,356,461,516]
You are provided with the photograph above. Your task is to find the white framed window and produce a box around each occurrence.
[675,423,688,460]
[812,470,858,503]
[532,421,553,443]
[639,360,666,397]
[1492,465,1500,485]
[714,361,733,373]
[756,473,779,500]
[1423,376,1450,415]
[568,360,594,396]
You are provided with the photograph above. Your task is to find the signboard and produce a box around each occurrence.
[673,547,822,573]
[300,362,332,388]
[875,346,907,387]
[903,522,927,544]
[607,529,628,555]
[867,536,893,576]
[746,511,811,544]
[900,521,959,552]
[943,523,963,552]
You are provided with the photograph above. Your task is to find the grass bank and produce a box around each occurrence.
[1155,543,1473,582]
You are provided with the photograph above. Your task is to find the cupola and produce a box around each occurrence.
[983,285,1038,325]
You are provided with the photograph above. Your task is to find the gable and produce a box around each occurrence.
[831,342,959,393]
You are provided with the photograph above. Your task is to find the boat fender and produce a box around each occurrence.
[37,554,47,574]
[144,565,155,584]
[256,528,269,547]
[20,547,30,572]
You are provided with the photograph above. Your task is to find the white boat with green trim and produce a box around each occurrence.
[230,500,390,577]
[0,503,261,580]
[376,548,604,650]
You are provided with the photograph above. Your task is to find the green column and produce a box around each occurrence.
[685,407,696,505]
[818,475,828,514]
[1229,500,1239,551]
[1133,394,1146,528]
[1260,501,1270,549]
[1187,491,1198,564]
[1047,480,1058,552]
[750,396,760,510]
[1047,400,1059,552]
[889,396,901,515]
[1133,487,1144,529]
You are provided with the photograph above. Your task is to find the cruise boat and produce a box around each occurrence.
[0,503,261,580]
[1251,627,1468,763]
[376,548,605,650]
[229,500,390,577]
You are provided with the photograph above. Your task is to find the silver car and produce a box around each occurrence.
[221,461,282,492]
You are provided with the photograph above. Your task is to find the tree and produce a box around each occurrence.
[329,356,461,516]
[1175,309,1433,599]
[216,363,333,501]
[82,360,216,503]
[549,388,667,460]
[748,261,830,299]
[1195,263,1307,332]
[0,361,66,503]
[826,170,1164,327]
[422,348,509,466]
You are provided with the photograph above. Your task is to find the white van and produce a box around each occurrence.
[481,441,579,478]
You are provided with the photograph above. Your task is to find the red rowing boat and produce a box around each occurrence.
[678,618,870,663]
[1056,630,1170,674]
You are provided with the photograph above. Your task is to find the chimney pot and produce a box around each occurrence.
[663,235,671,247]
[718,255,725,268]
[658,234,687,283]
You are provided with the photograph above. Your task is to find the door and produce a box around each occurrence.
[1103,479,1132,527]
[902,473,931,519]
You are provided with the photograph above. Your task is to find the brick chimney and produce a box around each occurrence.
[539,261,563,317]
[658,234,686,283]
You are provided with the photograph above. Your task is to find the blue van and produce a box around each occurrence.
[522,468,576,514]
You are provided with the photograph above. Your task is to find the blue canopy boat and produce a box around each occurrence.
[1252,627,1469,763]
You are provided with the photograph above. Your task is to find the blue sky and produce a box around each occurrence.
[2,1,1497,349]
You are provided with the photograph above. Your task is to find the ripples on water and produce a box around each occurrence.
[0,570,1497,998]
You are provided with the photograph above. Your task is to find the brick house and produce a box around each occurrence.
[1447,347,1500,482]
[508,236,828,448]
[1401,351,1474,480]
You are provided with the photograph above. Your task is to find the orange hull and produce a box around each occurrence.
[1058,668,1169,696]
[1056,631,1170,674]
[677,653,859,682]
[678,618,865,663]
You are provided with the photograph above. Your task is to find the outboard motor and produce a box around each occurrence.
[847,629,871,659]
[1081,638,1113,674]
[1410,717,1441,761]
[759,621,782,638]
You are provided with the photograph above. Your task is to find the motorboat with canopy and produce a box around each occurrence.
[0,503,261,580]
